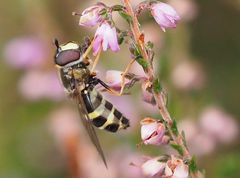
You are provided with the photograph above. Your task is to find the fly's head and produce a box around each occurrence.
[54,39,91,80]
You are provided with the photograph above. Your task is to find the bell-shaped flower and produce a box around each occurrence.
[165,155,189,178]
[93,22,120,55]
[79,4,104,27]
[105,70,130,91]
[141,118,167,145]
[151,2,180,32]
[141,157,165,177]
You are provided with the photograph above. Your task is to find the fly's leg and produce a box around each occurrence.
[96,79,123,96]
[90,49,101,73]
[119,59,135,95]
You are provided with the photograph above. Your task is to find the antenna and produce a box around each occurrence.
[54,38,60,49]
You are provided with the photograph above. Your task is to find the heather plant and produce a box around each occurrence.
[72,0,204,177]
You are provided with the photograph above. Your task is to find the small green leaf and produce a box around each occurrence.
[189,156,198,173]
[99,8,107,15]
[170,143,184,156]
[119,11,133,24]
[111,5,124,11]
[181,131,187,147]
[171,119,179,136]
[135,56,149,70]
[153,78,162,94]
[146,41,154,49]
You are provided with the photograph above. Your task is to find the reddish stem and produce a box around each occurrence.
[123,0,195,169]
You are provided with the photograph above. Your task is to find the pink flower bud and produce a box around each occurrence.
[141,118,166,145]
[79,4,104,27]
[151,2,180,32]
[165,155,189,178]
[105,70,131,91]
[93,22,120,55]
[142,81,156,105]
[141,158,165,177]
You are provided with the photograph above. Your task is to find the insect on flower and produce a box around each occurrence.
[53,39,130,167]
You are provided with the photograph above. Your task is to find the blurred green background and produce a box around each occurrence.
[0,0,239,178]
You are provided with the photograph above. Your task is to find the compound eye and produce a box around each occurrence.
[55,50,80,66]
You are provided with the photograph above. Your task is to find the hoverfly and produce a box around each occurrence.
[54,39,130,167]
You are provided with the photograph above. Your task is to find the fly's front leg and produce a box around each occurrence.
[96,59,136,96]
[90,49,101,73]
[96,78,123,96]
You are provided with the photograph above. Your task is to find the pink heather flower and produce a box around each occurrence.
[140,118,167,145]
[18,70,65,101]
[151,2,180,32]
[49,107,80,145]
[93,22,120,55]
[79,4,104,27]
[190,133,216,156]
[142,81,156,105]
[199,106,238,144]
[4,37,47,69]
[105,70,130,91]
[165,155,189,178]
[168,0,198,22]
[171,61,205,91]
[141,158,165,177]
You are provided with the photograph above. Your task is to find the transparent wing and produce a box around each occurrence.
[75,93,108,168]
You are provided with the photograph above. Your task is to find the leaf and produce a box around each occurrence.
[170,143,184,156]
[181,130,187,147]
[119,11,133,24]
[111,5,124,11]
[153,78,162,94]
[171,119,179,136]
[189,156,198,173]
[135,55,149,70]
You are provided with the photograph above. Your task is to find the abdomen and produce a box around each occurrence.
[82,89,130,132]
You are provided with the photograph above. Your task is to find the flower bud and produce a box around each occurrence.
[105,70,129,91]
[165,155,189,178]
[141,158,165,177]
[79,4,104,27]
[151,2,180,32]
[93,22,120,55]
[141,118,166,145]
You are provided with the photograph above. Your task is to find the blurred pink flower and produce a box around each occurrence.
[178,119,198,142]
[18,70,65,101]
[199,106,238,144]
[93,22,120,55]
[111,148,144,178]
[151,2,180,32]
[165,155,189,178]
[168,0,198,22]
[141,157,165,177]
[4,37,47,69]
[171,61,205,91]
[189,133,216,156]
[79,4,104,27]
[49,108,80,146]
[141,118,167,145]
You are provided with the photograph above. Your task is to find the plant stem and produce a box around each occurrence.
[123,0,196,168]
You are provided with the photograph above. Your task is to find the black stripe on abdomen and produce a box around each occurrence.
[105,123,119,132]
[81,92,94,113]
[92,116,107,127]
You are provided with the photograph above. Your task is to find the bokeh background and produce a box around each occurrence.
[0,0,240,178]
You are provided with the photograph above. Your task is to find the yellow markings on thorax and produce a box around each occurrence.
[60,42,79,51]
